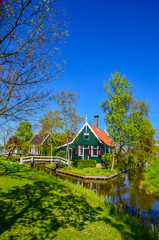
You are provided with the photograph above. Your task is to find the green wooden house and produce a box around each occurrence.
[57,116,114,165]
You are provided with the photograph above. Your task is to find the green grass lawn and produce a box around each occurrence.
[140,158,159,197]
[56,166,119,176]
[0,160,155,240]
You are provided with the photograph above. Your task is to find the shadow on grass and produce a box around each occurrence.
[0,176,101,239]
[0,162,153,240]
[0,162,30,176]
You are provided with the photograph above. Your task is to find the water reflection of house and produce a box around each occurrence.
[29,134,49,155]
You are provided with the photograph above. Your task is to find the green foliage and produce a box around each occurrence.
[127,153,137,168]
[56,150,66,158]
[20,141,31,153]
[102,153,117,168]
[101,71,155,169]
[115,150,128,169]
[101,71,133,146]
[140,158,159,197]
[52,133,66,147]
[15,122,33,143]
[10,155,21,162]
[39,110,62,135]
[42,141,51,156]
[72,159,97,168]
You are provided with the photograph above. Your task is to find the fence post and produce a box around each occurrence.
[31,156,34,168]
[59,158,60,169]
[20,157,23,164]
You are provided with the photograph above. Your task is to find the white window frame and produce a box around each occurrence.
[83,132,90,140]
[78,145,83,156]
[78,145,90,159]
[91,145,99,157]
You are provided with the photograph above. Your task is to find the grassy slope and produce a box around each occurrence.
[0,160,153,240]
[140,159,159,197]
[49,165,119,176]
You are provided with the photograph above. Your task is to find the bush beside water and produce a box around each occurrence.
[72,159,97,168]
[140,158,159,197]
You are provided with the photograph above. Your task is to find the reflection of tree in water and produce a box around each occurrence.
[127,170,156,210]
[57,169,159,225]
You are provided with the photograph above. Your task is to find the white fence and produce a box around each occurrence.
[20,156,69,166]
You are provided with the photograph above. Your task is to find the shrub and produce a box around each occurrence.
[127,153,137,168]
[102,153,117,168]
[10,155,21,162]
[56,150,66,159]
[72,159,97,168]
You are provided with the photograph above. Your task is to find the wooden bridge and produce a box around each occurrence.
[20,156,70,166]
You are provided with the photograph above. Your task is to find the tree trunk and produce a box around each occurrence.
[67,138,70,167]
[7,147,15,160]
[111,148,115,171]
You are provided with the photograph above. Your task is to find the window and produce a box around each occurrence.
[79,146,83,156]
[84,132,89,140]
[91,145,98,156]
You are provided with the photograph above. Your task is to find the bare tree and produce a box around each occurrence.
[0,0,68,125]
[1,126,13,145]
[54,90,84,165]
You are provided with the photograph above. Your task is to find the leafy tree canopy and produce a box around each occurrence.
[15,122,33,142]
[39,110,63,136]
[101,71,155,168]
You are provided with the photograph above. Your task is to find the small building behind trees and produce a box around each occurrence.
[29,134,49,155]
[57,116,114,166]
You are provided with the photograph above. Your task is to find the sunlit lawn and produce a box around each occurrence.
[0,160,153,240]
[59,166,119,176]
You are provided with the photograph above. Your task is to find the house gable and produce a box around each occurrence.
[73,124,101,146]
[57,120,114,163]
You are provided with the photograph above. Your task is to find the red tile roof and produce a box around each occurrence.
[89,124,114,146]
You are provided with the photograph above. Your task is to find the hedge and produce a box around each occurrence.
[72,159,97,168]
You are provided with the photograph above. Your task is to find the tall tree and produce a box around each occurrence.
[39,110,63,156]
[15,121,33,154]
[15,122,33,142]
[101,71,133,169]
[53,90,83,165]
[101,71,152,169]
[0,0,68,125]
[132,118,155,164]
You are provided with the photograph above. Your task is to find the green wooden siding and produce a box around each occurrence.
[73,125,100,146]
[57,124,113,163]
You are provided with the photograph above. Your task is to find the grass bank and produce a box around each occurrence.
[48,164,119,176]
[140,158,159,197]
[0,159,155,239]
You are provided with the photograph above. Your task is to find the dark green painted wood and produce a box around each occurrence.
[57,124,113,163]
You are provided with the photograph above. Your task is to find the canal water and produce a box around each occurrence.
[39,165,159,229]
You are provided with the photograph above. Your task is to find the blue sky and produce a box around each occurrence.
[50,0,159,130]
